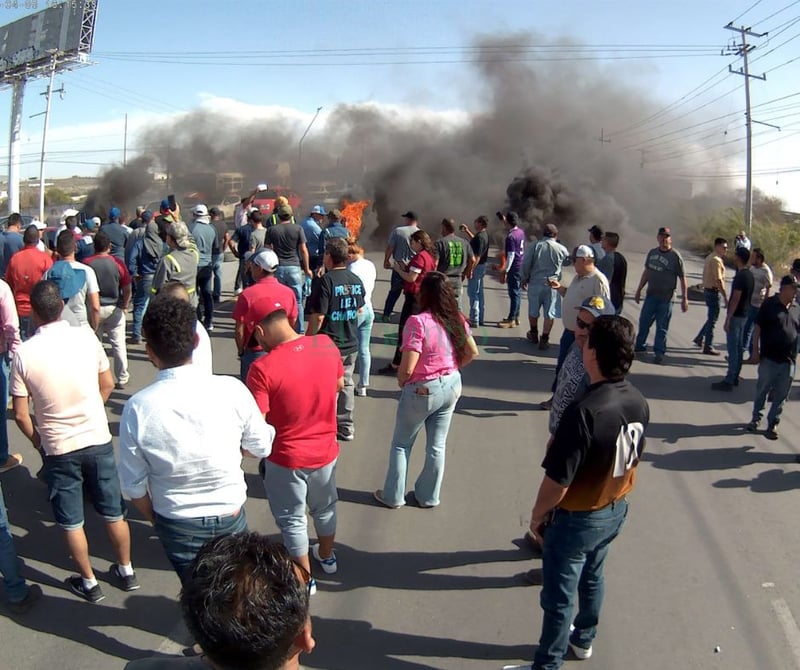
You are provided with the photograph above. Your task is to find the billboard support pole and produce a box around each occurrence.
[8,78,25,215]
[38,54,57,224]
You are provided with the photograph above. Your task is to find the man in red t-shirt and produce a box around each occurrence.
[5,225,53,339]
[232,248,298,381]
[245,299,343,582]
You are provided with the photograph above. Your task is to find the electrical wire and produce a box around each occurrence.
[732,0,764,24]
[750,0,800,27]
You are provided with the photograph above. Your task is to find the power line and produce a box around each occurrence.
[750,0,800,26]
[732,0,764,23]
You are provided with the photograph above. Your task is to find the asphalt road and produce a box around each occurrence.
[0,246,799,670]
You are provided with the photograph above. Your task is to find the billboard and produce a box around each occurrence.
[0,0,97,77]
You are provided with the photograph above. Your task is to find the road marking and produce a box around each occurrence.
[772,598,800,668]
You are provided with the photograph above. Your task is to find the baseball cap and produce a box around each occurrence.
[574,244,596,259]
[576,295,614,318]
[658,227,671,236]
[62,208,80,219]
[160,198,171,210]
[278,204,293,218]
[311,205,326,215]
[588,224,603,237]
[168,221,191,249]
[247,295,289,328]
[192,204,209,217]
[401,210,417,220]
[141,210,153,223]
[781,274,798,288]
[108,207,120,220]
[248,248,279,272]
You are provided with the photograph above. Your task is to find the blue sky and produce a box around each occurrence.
[0,0,798,209]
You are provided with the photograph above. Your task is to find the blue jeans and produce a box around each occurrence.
[44,442,126,531]
[154,507,247,583]
[724,316,746,384]
[212,255,222,301]
[275,265,305,334]
[383,270,404,318]
[535,499,629,670]
[0,482,28,603]
[743,304,760,355]
[506,269,522,320]
[696,289,720,349]
[467,264,487,325]
[381,371,462,507]
[751,358,795,427]
[263,458,337,558]
[635,295,673,356]
[240,349,267,383]
[357,304,374,389]
[235,258,247,290]
[131,274,154,340]
[0,353,9,463]
[196,265,214,329]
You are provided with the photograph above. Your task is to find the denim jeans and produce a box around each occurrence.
[240,348,267,383]
[357,304,374,389]
[0,353,9,463]
[506,269,522,320]
[263,458,337,558]
[234,258,247,291]
[467,264,487,325]
[0,482,27,603]
[381,371,462,507]
[383,270,404,318]
[635,295,673,356]
[275,265,305,334]
[535,499,629,670]
[696,289,720,349]
[131,274,154,340]
[212,254,222,300]
[751,358,795,427]
[338,352,357,437]
[154,507,247,583]
[743,304,760,355]
[196,265,214,329]
[724,316,746,384]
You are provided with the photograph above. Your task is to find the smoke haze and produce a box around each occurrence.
[88,33,724,249]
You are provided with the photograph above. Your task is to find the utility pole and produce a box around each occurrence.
[597,128,611,148]
[7,78,26,214]
[297,106,322,177]
[724,22,766,236]
[36,53,60,225]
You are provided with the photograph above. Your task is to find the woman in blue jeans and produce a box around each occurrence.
[375,272,479,509]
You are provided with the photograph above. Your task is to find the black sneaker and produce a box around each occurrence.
[745,421,758,433]
[109,563,141,592]
[692,335,703,348]
[66,576,105,603]
[764,425,779,441]
[9,584,42,614]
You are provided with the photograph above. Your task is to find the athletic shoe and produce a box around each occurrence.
[692,335,703,348]
[526,330,539,344]
[702,348,721,356]
[234,288,243,296]
[311,544,338,574]
[355,386,367,397]
[0,454,23,474]
[373,489,402,509]
[307,577,317,596]
[9,584,42,614]
[569,641,593,660]
[109,563,141,591]
[498,318,515,328]
[207,324,215,332]
[745,421,758,433]
[66,576,105,603]
[764,425,779,440]
[337,432,354,442]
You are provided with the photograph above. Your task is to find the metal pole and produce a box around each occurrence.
[123,113,128,166]
[7,78,26,215]
[38,55,57,224]
[741,39,753,237]
[298,106,322,174]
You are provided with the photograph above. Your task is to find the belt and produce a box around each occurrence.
[555,496,627,515]
[703,287,719,292]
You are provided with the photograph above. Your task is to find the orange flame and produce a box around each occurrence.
[340,199,369,241]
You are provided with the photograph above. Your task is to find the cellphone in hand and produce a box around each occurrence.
[167,194,177,211]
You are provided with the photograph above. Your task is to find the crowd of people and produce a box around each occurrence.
[0,199,795,670]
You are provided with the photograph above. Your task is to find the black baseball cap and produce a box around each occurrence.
[401,211,418,220]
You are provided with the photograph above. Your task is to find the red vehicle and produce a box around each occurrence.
[251,187,302,218]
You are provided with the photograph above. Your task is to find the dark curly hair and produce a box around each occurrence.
[142,294,196,368]
[418,271,469,366]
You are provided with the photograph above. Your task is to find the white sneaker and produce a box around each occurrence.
[234,288,243,296]
[569,642,593,660]
[311,544,338,574]
[355,386,367,397]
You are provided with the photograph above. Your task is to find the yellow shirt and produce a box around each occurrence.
[702,253,725,290]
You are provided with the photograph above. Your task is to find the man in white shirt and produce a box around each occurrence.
[45,230,100,330]
[11,280,137,603]
[118,294,273,583]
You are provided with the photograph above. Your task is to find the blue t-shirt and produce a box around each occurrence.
[0,231,24,277]
[301,217,322,258]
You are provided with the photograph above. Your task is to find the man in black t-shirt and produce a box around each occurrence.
[746,275,800,439]
[266,206,312,334]
[460,216,490,327]
[521,316,649,670]
[307,237,365,442]
[712,247,754,391]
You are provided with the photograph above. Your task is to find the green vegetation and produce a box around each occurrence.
[44,187,71,206]
[682,190,799,275]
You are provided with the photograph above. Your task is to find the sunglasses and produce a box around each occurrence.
[576,316,592,330]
